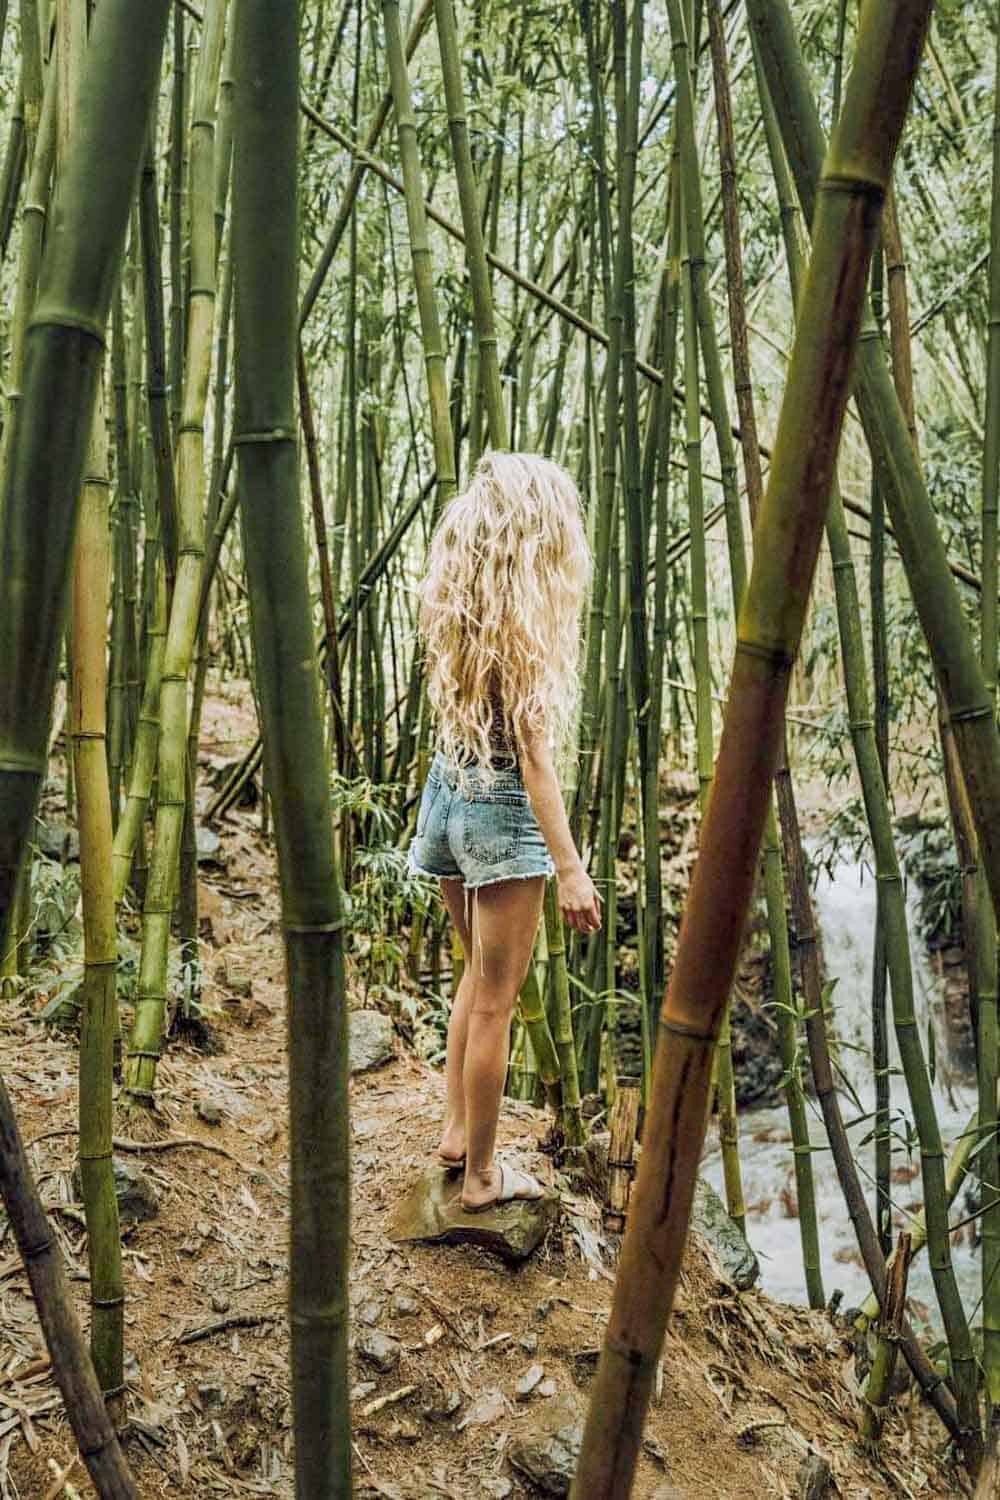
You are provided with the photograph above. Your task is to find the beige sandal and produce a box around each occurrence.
[461,1159,547,1214]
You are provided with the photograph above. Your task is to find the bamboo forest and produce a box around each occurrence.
[5,0,1000,1495]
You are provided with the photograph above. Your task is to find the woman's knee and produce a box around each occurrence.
[468,975,518,1020]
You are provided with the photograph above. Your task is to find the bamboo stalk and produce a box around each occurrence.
[123,0,228,1108]
[232,2,350,1487]
[0,1076,137,1496]
[58,0,125,1401]
[571,9,932,1491]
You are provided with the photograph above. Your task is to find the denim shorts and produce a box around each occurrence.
[406,749,555,890]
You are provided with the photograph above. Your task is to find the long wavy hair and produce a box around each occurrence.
[416,450,591,786]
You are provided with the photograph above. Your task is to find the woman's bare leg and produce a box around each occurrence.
[438,878,472,1162]
[461,877,545,1210]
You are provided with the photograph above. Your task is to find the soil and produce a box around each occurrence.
[0,688,970,1498]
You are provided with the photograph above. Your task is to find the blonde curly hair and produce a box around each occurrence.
[416,450,591,787]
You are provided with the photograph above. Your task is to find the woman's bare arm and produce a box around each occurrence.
[519,732,601,934]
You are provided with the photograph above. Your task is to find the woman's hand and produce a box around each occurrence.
[558,861,602,935]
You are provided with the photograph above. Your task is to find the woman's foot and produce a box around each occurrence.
[438,1120,466,1170]
[461,1159,547,1213]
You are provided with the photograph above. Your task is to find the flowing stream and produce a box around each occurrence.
[701,851,980,1326]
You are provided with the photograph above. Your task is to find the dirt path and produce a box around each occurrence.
[0,693,968,1498]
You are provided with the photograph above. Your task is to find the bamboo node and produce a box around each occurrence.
[818,173,886,206]
[659,1016,717,1043]
[178,421,206,436]
[91,1297,126,1310]
[234,426,297,445]
[284,918,348,934]
[27,311,106,347]
[0,753,46,776]
[949,702,993,725]
[21,1236,53,1261]
[735,638,795,671]
[605,1333,658,1371]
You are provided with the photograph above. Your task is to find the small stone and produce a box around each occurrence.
[389,1291,420,1319]
[73,1157,159,1224]
[210,1293,230,1314]
[351,1381,377,1402]
[348,1009,395,1074]
[690,1177,759,1290]
[220,959,252,999]
[515,1364,545,1402]
[388,1167,558,1264]
[481,1481,513,1499]
[356,1297,383,1327]
[254,1116,278,1144]
[421,1386,462,1423]
[537,1379,557,1397]
[508,1391,584,1497]
[195,826,224,865]
[385,1419,419,1444]
[518,1332,539,1355]
[457,1388,505,1430]
[196,1099,224,1127]
[356,1329,401,1375]
[642,1435,668,1468]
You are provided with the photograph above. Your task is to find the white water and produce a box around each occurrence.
[701,853,980,1326]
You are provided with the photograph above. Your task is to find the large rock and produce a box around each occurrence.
[508,1392,584,1497]
[388,1167,557,1264]
[691,1177,759,1290]
[349,1010,395,1074]
[72,1156,159,1223]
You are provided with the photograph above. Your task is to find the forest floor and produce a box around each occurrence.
[0,684,972,1498]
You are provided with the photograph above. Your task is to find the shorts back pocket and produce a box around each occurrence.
[461,793,525,866]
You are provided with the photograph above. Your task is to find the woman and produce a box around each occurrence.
[406,451,602,1214]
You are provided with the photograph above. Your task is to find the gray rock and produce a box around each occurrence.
[388,1167,557,1264]
[196,1099,224,1127]
[73,1156,159,1223]
[210,1292,230,1314]
[690,1177,759,1290]
[195,826,224,865]
[508,1391,584,1497]
[389,1291,420,1319]
[349,1009,395,1074]
[515,1364,545,1401]
[356,1297,383,1327]
[420,1386,461,1422]
[356,1329,401,1375]
[481,1481,513,1499]
[518,1331,539,1355]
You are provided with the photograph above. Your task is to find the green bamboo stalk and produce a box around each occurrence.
[980,3,1000,1425]
[433,0,507,448]
[57,0,124,1400]
[706,0,821,1305]
[123,0,227,1107]
[571,8,932,1491]
[1,55,55,459]
[545,881,583,1148]
[232,2,350,1487]
[381,0,456,510]
[668,0,745,1231]
[72,407,123,1398]
[0,0,171,944]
